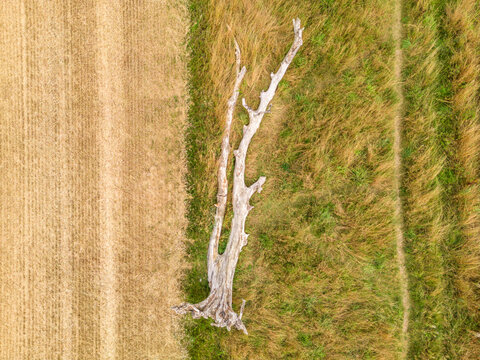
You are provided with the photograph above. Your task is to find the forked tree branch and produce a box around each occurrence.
[173,18,304,335]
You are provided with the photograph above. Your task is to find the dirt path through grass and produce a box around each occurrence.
[392,0,410,358]
[0,1,188,358]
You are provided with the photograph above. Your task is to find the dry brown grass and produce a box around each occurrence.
[0,0,188,358]
[446,0,480,357]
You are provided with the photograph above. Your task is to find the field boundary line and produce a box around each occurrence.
[393,0,410,358]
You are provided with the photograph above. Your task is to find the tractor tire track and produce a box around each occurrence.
[392,0,411,358]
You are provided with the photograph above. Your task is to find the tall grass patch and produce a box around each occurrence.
[402,0,480,357]
[446,0,480,357]
[183,0,404,358]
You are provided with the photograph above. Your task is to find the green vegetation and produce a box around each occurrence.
[182,0,228,357]
[402,0,480,358]
[182,0,404,358]
[181,0,479,358]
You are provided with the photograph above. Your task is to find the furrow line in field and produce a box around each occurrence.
[392,0,410,358]
[95,2,124,359]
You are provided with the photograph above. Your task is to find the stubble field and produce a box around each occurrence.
[1,1,188,359]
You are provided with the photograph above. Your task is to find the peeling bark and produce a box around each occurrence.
[173,18,303,334]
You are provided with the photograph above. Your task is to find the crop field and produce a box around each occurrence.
[0,0,478,359]
[0,1,188,359]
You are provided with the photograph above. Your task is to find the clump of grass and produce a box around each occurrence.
[183,0,405,358]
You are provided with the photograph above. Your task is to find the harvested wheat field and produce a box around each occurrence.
[0,0,188,359]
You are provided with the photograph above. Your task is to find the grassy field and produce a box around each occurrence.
[183,0,405,358]
[182,0,480,359]
[402,0,480,358]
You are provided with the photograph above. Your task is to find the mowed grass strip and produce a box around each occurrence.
[183,0,404,358]
[402,0,480,358]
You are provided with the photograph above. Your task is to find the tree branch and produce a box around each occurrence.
[173,18,303,335]
[248,176,266,198]
[206,35,246,285]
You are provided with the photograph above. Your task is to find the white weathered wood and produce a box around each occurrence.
[173,18,303,335]
[206,39,246,286]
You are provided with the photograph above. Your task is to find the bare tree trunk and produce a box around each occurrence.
[173,19,303,335]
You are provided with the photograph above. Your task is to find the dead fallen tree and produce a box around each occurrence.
[172,18,303,335]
